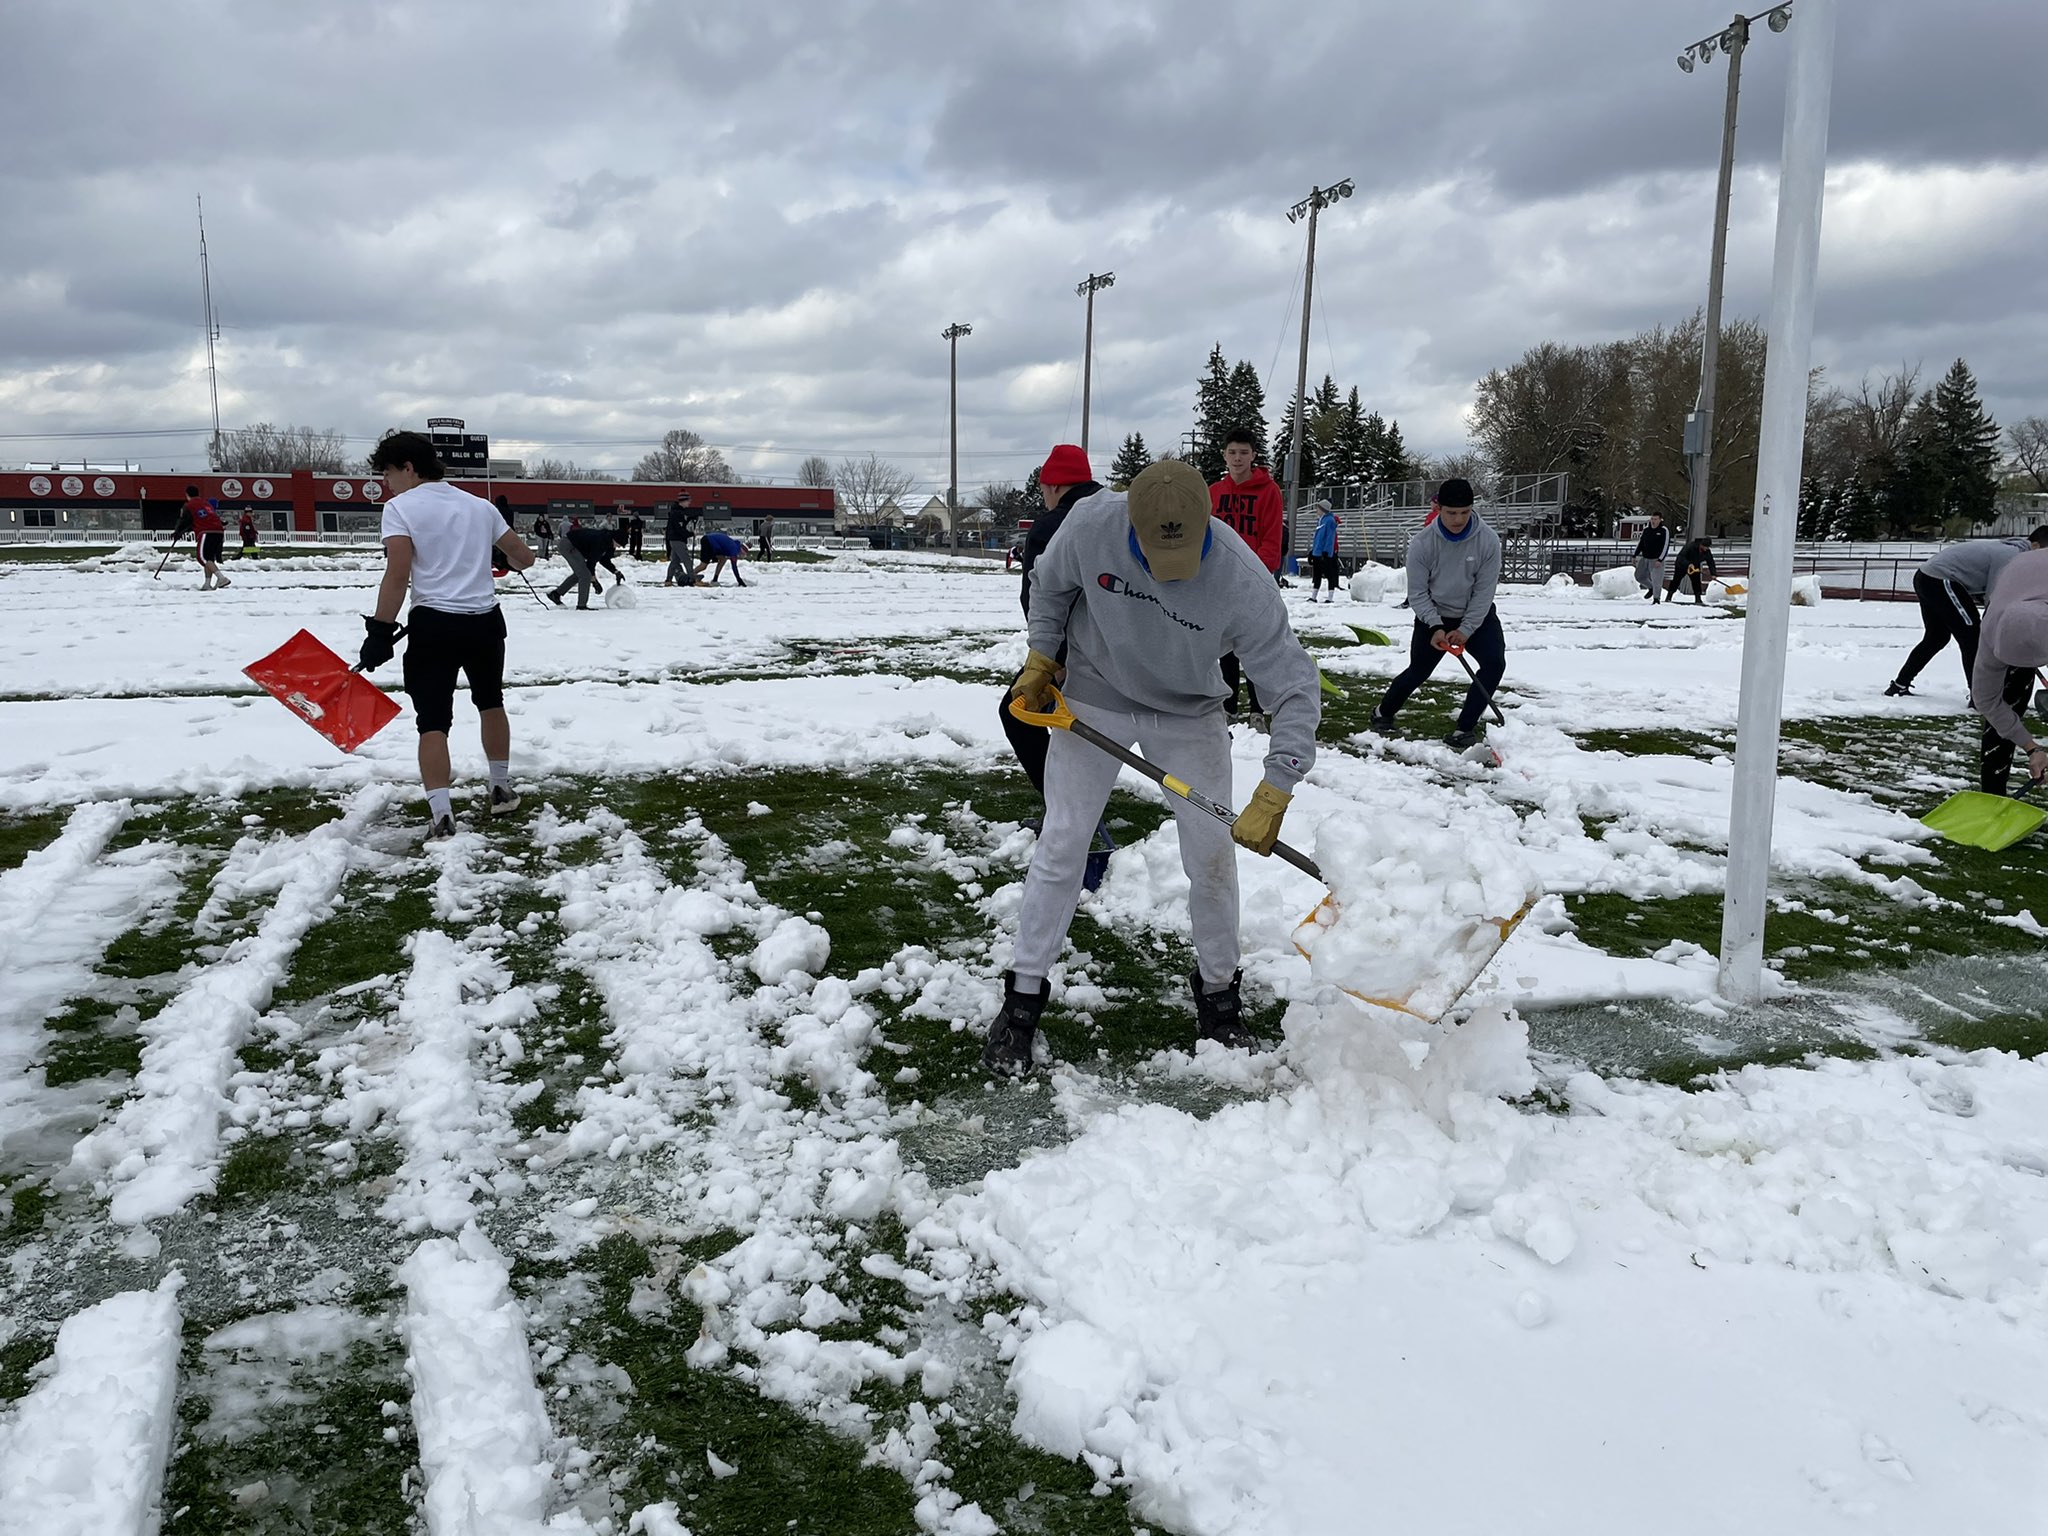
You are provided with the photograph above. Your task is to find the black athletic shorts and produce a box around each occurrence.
[198,531,223,563]
[402,604,507,735]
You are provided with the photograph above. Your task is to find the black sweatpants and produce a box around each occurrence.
[1665,565,1711,603]
[1898,570,1980,690]
[1310,554,1341,593]
[999,679,1050,799]
[1220,653,1261,714]
[1980,664,2036,795]
[1375,609,1506,734]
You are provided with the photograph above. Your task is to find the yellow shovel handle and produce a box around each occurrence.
[1007,685,1077,731]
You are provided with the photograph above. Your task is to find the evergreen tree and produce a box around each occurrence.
[1022,466,1042,508]
[1192,344,1233,482]
[1329,388,1371,488]
[1878,394,1944,536]
[1108,432,1151,489]
[1226,360,1270,464]
[1271,391,1319,490]
[1929,358,2002,526]
[1380,419,1412,483]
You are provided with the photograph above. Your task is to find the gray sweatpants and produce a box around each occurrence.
[551,544,595,606]
[1013,699,1241,989]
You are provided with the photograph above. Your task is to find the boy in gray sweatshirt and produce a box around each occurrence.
[986,459,1321,1075]
[1370,478,1505,748]
[1969,545,2048,794]
[1888,528,2048,697]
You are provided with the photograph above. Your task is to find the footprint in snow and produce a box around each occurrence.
[1860,1433,1913,1482]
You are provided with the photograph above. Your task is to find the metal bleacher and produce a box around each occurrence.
[1298,472,1569,572]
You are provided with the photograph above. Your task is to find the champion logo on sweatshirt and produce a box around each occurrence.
[1096,571,1206,631]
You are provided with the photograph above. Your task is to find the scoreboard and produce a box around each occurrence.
[426,417,489,476]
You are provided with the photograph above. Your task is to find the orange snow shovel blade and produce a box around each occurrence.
[1292,895,1536,1024]
[244,629,402,754]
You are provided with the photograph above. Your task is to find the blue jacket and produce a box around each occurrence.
[703,531,744,560]
[1310,512,1338,557]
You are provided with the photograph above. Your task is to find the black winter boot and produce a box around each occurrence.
[1191,970,1259,1050]
[983,972,1047,1076]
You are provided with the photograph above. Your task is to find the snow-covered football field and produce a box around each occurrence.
[0,541,2044,1536]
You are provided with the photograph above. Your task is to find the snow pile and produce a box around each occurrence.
[1542,572,1577,594]
[0,1273,184,1534]
[604,581,637,610]
[399,1225,595,1535]
[1591,565,1640,599]
[1791,574,1823,606]
[1293,812,1537,1024]
[1346,562,1400,603]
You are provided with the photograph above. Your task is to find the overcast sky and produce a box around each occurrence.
[4,0,2044,494]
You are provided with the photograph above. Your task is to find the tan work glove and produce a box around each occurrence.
[1231,781,1292,855]
[1011,650,1060,712]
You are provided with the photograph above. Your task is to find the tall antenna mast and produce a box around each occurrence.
[198,195,223,469]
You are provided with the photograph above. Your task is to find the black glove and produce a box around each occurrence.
[359,617,402,671]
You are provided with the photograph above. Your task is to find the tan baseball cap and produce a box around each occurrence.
[1126,459,1209,582]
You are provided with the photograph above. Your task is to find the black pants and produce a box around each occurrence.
[403,605,508,735]
[1898,571,1980,690]
[1981,665,2035,795]
[1220,654,1261,714]
[1310,554,1340,592]
[1665,566,1710,602]
[1000,678,1049,800]
[1376,609,1506,734]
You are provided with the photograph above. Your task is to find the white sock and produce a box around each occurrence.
[426,788,453,822]
[1012,973,1043,996]
[488,760,511,789]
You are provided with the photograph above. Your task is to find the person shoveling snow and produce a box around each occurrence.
[988,459,1321,1076]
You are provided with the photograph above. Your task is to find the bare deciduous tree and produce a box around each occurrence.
[796,455,835,488]
[529,457,620,482]
[215,422,349,474]
[633,428,736,484]
[834,453,915,526]
[2007,415,2048,494]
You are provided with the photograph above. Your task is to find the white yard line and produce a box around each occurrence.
[398,1225,595,1536]
[0,1272,184,1536]
[67,786,393,1224]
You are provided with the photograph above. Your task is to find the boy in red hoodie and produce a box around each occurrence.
[180,485,230,590]
[1208,428,1285,718]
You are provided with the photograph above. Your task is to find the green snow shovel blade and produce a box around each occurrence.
[1347,625,1393,647]
[1318,665,1341,698]
[1921,789,2046,852]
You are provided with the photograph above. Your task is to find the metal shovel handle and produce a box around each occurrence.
[1008,687,1323,881]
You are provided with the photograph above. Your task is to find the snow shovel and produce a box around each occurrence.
[1006,687,1324,883]
[1920,781,2047,853]
[244,628,404,754]
[1446,643,1506,727]
[1293,895,1537,1024]
[1347,624,1393,646]
[152,536,183,580]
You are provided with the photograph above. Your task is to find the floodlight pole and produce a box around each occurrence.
[1077,272,1115,455]
[944,322,972,555]
[1719,0,1835,1003]
[1285,178,1351,564]
[1679,5,1793,542]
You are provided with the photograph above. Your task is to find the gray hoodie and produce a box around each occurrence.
[1405,516,1503,630]
[1970,547,2048,750]
[1027,491,1320,790]
[1921,537,2031,600]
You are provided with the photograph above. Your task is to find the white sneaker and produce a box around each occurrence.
[215,574,231,589]
[489,785,522,817]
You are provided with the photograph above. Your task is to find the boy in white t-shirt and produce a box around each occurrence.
[359,431,536,838]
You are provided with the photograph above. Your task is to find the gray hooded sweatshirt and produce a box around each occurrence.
[1921,536,2032,601]
[1026,491,1320,790]
[1970,547,2048,750]
[1405,515,1503,630]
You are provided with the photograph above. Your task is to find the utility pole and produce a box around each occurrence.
[1076,272,1115,455]
[943,322,972,555]
[198,195,223,471]
[1284,179,1354,564]
[1679,5,1795,542]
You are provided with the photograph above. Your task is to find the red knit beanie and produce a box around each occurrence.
[1040,444,1093,486]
